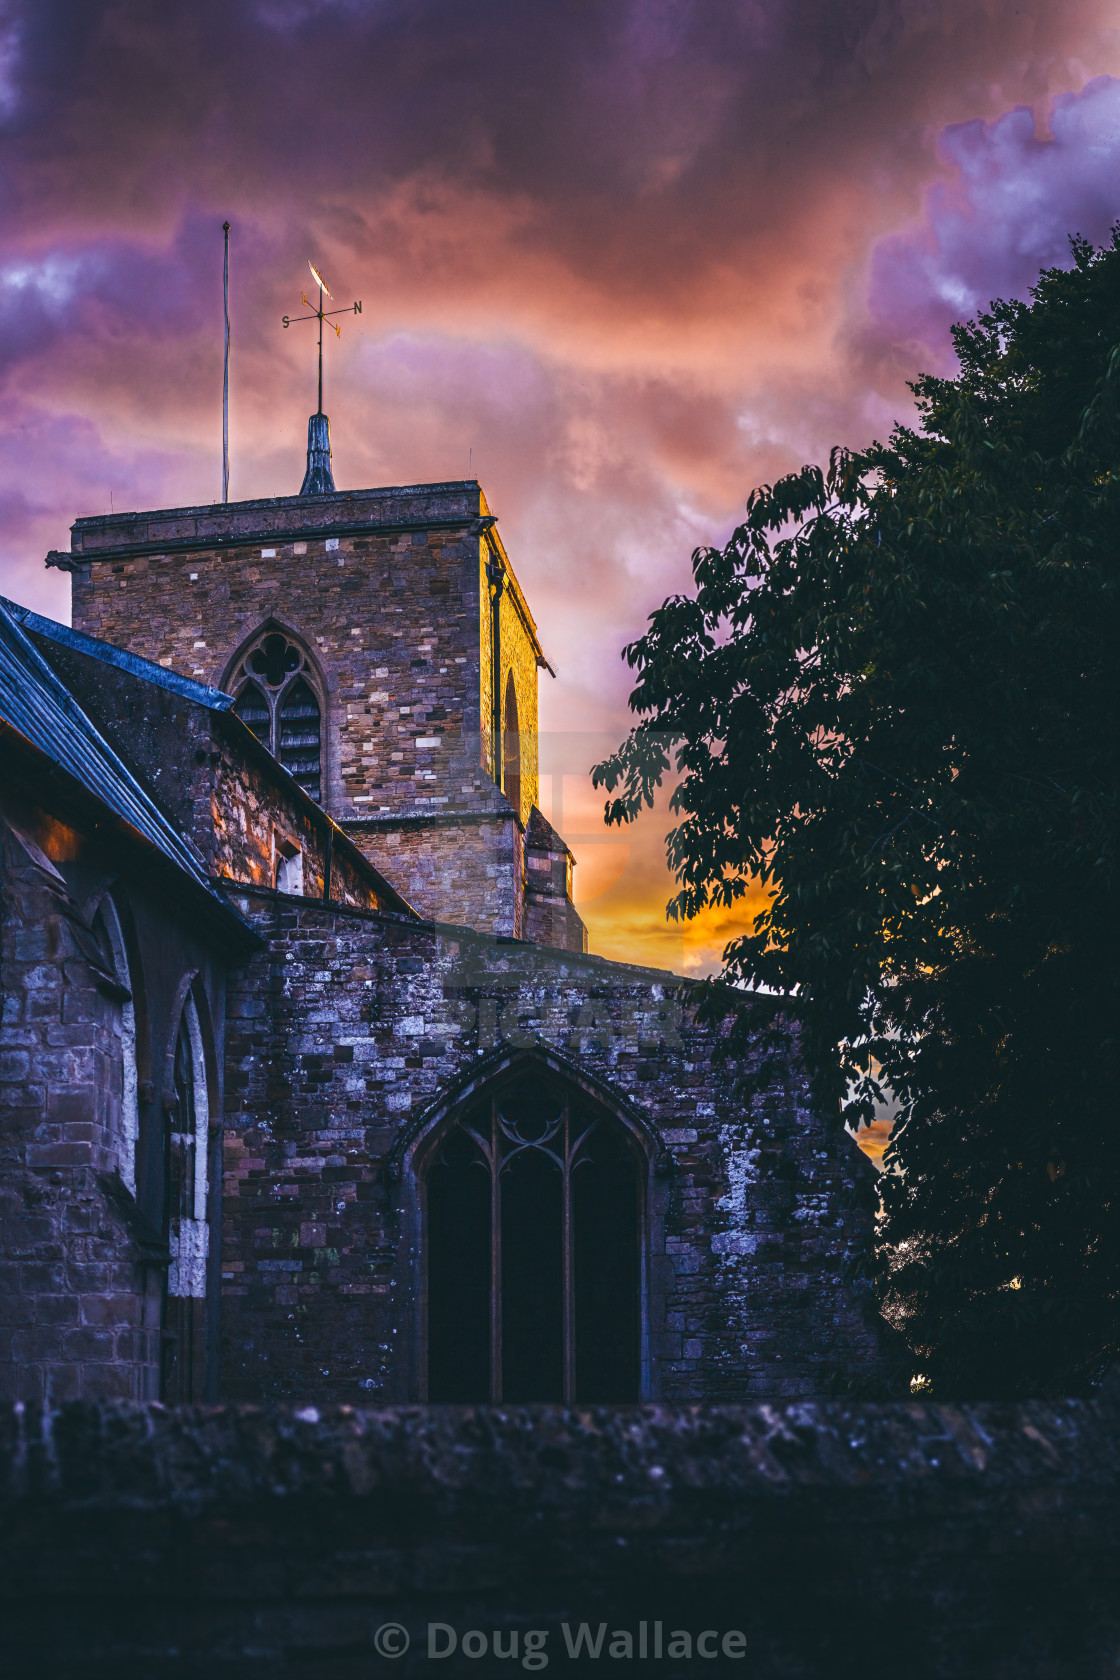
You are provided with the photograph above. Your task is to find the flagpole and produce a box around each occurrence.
[222,221,231,503]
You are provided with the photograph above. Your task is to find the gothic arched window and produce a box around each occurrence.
[424,1073,643,1403]
[161,993,210,1404]
[231,630,322,802]
[503,670,521,816]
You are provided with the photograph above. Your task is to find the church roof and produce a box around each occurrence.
[1,599,236,712]
[524,804,574,857]
[0,595,242,916]
[3,598,415,922]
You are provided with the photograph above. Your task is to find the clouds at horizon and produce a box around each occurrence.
[1,0,1118,967]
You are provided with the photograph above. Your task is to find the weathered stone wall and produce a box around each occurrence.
[351,812,525,937]
[479,538,542,822]
[203,714,387,908]
[2,1394,1118,1679]
[0,780,234,1405]
[525,808,587,953]
[70,519,489,824]
[218,888,886,1406]
[67,483,535,825]
[0,819,162,1404]
[68,488,488,793]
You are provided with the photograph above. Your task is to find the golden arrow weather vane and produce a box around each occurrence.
[283,260,362,416]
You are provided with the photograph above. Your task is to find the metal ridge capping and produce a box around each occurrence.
[0,598,236,712]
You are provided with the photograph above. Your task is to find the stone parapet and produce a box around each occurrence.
[0,1395,1117,1677]
[67,481,488,558]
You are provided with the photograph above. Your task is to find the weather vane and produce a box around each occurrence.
[283,261,362,496]
[283,261,362,416]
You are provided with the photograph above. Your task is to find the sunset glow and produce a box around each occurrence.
[2,1,1120,986]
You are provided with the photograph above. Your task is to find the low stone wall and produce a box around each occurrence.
[2,1396,1118,1679]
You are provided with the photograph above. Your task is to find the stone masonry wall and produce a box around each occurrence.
[218,889,887,1406]
[70,522,489,824]
[0,816,161,1404]
[351,814,524,938]
[204,714,384,908]
[479,534,542,822]
[525,808,587,953]
[3,1395,1119,1680]
[500,570,542,820]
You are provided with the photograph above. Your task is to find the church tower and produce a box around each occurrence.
[58,438,586,949]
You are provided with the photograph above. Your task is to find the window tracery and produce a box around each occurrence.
[425,1073,642,1404]
[231,630,322,802]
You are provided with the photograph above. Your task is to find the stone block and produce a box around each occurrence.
[35,1297,80,1327]
[61,1329,115,1362]
[10,1326,63,1361]
[79,1294,139,1328]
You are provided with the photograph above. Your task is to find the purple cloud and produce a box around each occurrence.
[869,76,1120,358]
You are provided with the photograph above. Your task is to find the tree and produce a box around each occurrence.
[593,235,1119,1398]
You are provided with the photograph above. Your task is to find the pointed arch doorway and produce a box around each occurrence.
[422,1066,646,1403]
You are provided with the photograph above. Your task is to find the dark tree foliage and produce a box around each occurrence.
[593,235,1119,1398]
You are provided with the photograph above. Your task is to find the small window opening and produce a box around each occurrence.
[278,677,322,799]
[231,631,322,802]
[276,838,304,896]
[233,681,270,745]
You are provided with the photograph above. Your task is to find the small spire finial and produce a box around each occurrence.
[301,412,335,496]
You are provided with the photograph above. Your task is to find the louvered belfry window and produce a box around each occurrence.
[232,631,322,802]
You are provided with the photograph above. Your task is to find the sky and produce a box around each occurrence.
[3,0,1120,1017]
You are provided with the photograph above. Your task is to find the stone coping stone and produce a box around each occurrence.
[69,482,485,556]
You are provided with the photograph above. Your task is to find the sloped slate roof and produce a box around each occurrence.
[0,595,227,901]
[524,803,573,856]
[1,598,235,712]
